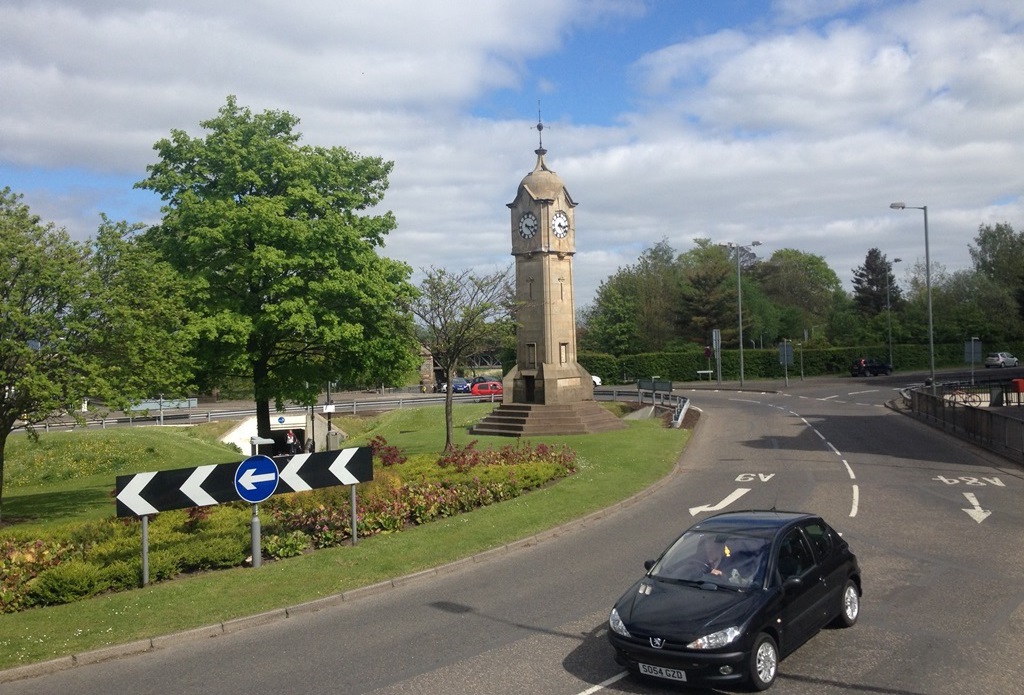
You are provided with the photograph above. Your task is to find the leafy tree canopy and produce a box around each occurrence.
[0,191,195,521]
[411,266,513,450]
[970,222,1024,287]
[136,96,419,436]
[851,248,902,317]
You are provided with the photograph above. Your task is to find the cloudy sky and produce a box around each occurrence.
[2,0,1022,307]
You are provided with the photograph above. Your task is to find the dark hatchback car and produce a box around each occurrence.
[850,357,892,376]
[608,510,861,690]
[439,377,471,394]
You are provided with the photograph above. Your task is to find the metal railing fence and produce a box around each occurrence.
[904,381,1024,463]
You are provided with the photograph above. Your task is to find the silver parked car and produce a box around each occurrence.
[984,352,1019,368]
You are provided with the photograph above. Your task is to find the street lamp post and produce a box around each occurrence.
[970,336,980,385]
[889,203,935,394]
[886,257,902,369]
[724,241,762,387]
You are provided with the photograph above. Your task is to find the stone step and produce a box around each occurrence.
[470,401,627,437]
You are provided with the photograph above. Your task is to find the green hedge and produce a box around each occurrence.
[581,342,1020,383]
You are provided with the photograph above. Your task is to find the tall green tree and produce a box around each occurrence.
[677,240,735,345]
[581,239,685,355]
[411,267,513,451]
[969,222,1024,287]
[969,222,1024,326]
[0,192,195,521]
[631,240,683,350]
[852,248,902,317]
[580,275,642,356]
[136,96,419,437]
[0,188,88,521]
[84,216,198,410]
[761,249,847,345]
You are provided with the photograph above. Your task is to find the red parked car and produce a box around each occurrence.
[471,381,503,400]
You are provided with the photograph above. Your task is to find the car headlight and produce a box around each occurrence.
[687,626,741,650]
[609,608,632,637]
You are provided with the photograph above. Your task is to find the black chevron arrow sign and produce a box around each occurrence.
[115,447,373,517]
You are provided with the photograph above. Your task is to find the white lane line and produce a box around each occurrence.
[577,671,629,694]
[841,459,856,480]
[848,389,879,395]
[796,413,859,517]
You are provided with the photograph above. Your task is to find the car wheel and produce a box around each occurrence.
[834,579,860,627]
[748,632,778,691]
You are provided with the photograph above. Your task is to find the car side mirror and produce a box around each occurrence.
[644,559,656,572]
[782,576,803,594]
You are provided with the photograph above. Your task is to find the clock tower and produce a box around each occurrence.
[472,124,625,436]
[506,141,592,405]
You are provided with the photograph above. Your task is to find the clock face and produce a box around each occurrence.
[552,211,569,238]
[518,212,539,239]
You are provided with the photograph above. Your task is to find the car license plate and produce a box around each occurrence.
[639,663,686,682]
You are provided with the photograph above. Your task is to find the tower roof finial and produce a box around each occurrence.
[535,101,546,155]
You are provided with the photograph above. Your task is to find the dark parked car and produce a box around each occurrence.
[608,510,861,690]
[469,375,501,385]
[850,357,892,376]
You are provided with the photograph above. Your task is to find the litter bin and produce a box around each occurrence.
[989,386,1003,407]
[1013,379,1024,392]
[326,429,344,451]
[250,436,275,456]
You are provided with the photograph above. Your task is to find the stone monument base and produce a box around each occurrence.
[469,401,627,437]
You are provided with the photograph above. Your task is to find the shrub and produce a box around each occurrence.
[368,435,407,466]
[100,560,142,591]
[148,549,183,582]
[28,560,106,607]
[268,499,352,549]
[264,531,311,559]
[183,506,214,532]
[175,535,248,572]
[1,538,74,613]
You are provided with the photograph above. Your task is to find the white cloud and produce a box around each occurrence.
[2,0,1022,310]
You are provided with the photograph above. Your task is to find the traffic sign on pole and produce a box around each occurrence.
[235,455,279,503]
[115,448,374,517]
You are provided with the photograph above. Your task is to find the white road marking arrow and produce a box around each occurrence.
[238,467,277,490]
[180,465,218,507]
[961,492,991,523]
[117,471,159,516]
[280,453,312,492]
[329,448,360,485]
[689,488,751,516]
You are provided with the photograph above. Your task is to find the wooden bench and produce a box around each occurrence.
[696,370,713,380]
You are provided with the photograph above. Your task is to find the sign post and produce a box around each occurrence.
[235,455,279,568]
[966,337,982,385]
[116,447,374,577]
[778,340,794,388]
[712,329,722,385]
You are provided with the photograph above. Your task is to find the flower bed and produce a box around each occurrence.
[1,439,577,613]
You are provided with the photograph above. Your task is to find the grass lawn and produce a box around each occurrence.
[0,402,690,671]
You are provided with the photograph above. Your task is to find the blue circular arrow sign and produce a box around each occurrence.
[234,455,279,503]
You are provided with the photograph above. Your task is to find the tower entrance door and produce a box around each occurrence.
[524,376,536,403]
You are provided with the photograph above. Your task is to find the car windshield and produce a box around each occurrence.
[649,530,771,590]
